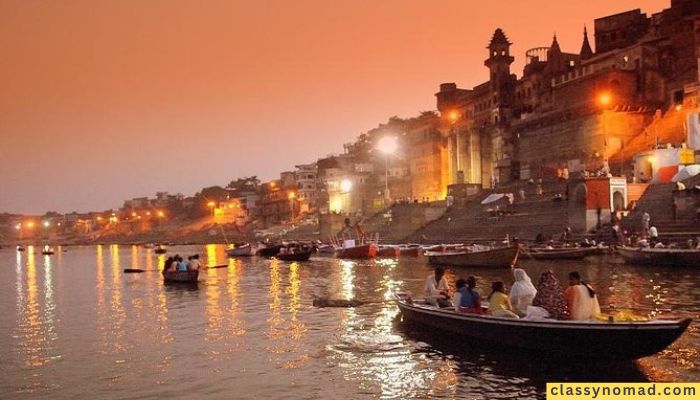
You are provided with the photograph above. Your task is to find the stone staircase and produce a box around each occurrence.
[407,180,571,243]
[621,174,700,242]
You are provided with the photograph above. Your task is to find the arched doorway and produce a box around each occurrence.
[612,191,625,212]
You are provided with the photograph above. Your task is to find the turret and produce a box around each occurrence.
[484,28,514,99]
[580,26,594,60]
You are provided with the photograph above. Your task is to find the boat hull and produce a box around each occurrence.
[377,246,400,258]
[617,247,700,267]
[336,244,378,259]
[163,270,199,284]
[276,251,313,262]
[226,245,253,257]
[396,298,690,360]
[427,246,518,268]
[526,247,604,260]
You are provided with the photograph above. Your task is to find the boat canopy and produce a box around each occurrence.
[481,193,506,204]
[671,164,700,182]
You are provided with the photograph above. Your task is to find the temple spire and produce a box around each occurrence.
[580,25,593,60]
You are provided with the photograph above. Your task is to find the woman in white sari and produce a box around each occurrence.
[509,268,537,316]
[565,271,601,320]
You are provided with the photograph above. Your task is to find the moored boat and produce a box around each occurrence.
[336,240,378,259]
[163,269,199,284]
[398,244,422,257]
[377,246,400,258]
[16,245,26,252]
[427,245,518,268]
[257,244,285,257]
[154,245,167,254]
[41,246,55,255]
[226,242,254,257]
[617,246,700,267]
[275,250,313,262]
[317,244,339,254]
[395,293,691,360]
[525,246,605,260]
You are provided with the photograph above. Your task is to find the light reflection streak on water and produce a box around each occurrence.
[339,260,357,333]
[156,253,165,271]
[23,245,47,369]
[109,244,127,356]
[226,259,245,338]
[206,244,218,268]
[95,245,107,350]
[267,259,282,342]
[206,244,223,343]
[287,262,307,344]
[42,253,57,349]
[16,250,24,314]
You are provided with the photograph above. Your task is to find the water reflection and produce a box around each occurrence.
[2,246,698,399]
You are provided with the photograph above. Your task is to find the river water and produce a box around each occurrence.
[1,244,698,399]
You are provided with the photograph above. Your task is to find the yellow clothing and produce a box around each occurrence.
[488,292,513,313]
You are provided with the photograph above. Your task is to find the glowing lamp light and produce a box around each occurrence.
[131,212,137,217]
[15,223,21,230]
[675,104,683,111]
[97,216,103,221]
[598,92,612,107]
[207,201,215,207]
[377,136,398,155]
[43,221,50,228]
[288,192,296,200]
[340,179,353,193]
[27,221,35,228]
[448,110,460,123]
[157,211,165,217]
[146,211,151,216]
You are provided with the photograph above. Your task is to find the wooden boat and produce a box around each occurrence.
[336,242,378,259]
[395,293,691,360]
[617,246,700,267]
[377,246,400,258]
[41,246,55,255]
[317,244,339,254]
[226,243,254,257]
[257,244,284,257]
[525,246,604,260]
[275,250,313,262]
[398,245,422,257]
[154,245,167,254]
[16,246,26,252]
[163,269,199,284]
[427,245,518,268]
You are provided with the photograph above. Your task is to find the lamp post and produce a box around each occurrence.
[377,136,398,203]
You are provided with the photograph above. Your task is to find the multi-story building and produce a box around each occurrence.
[294,163,319,214]
[437,0,700,186]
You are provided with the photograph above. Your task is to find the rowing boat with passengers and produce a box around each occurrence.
[395,292,690,360]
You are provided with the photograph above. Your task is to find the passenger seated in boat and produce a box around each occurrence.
[424,266,451,308]
[163,257,175,272]
[564,271,601,321]
[187,254,201,271]
[529,270,570,320]
[509,268,537,317]
[458,276,483,314]
[452,279,466,312]
[176,256,188,272]
[488,281,518,318]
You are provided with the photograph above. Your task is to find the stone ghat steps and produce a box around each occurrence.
[407,181,570,242]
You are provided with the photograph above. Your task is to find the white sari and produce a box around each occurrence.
[510,268,537,316]
[569,285,601,320]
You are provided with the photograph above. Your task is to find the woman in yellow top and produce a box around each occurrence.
[488,281,519,319]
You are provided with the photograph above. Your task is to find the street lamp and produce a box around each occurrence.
[377,136,398,202]
[598,92,612,107]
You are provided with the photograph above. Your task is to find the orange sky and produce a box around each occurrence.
[0,0,668,213]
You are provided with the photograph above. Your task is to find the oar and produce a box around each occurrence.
[206,264,228,269]
[124,268,157,273]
